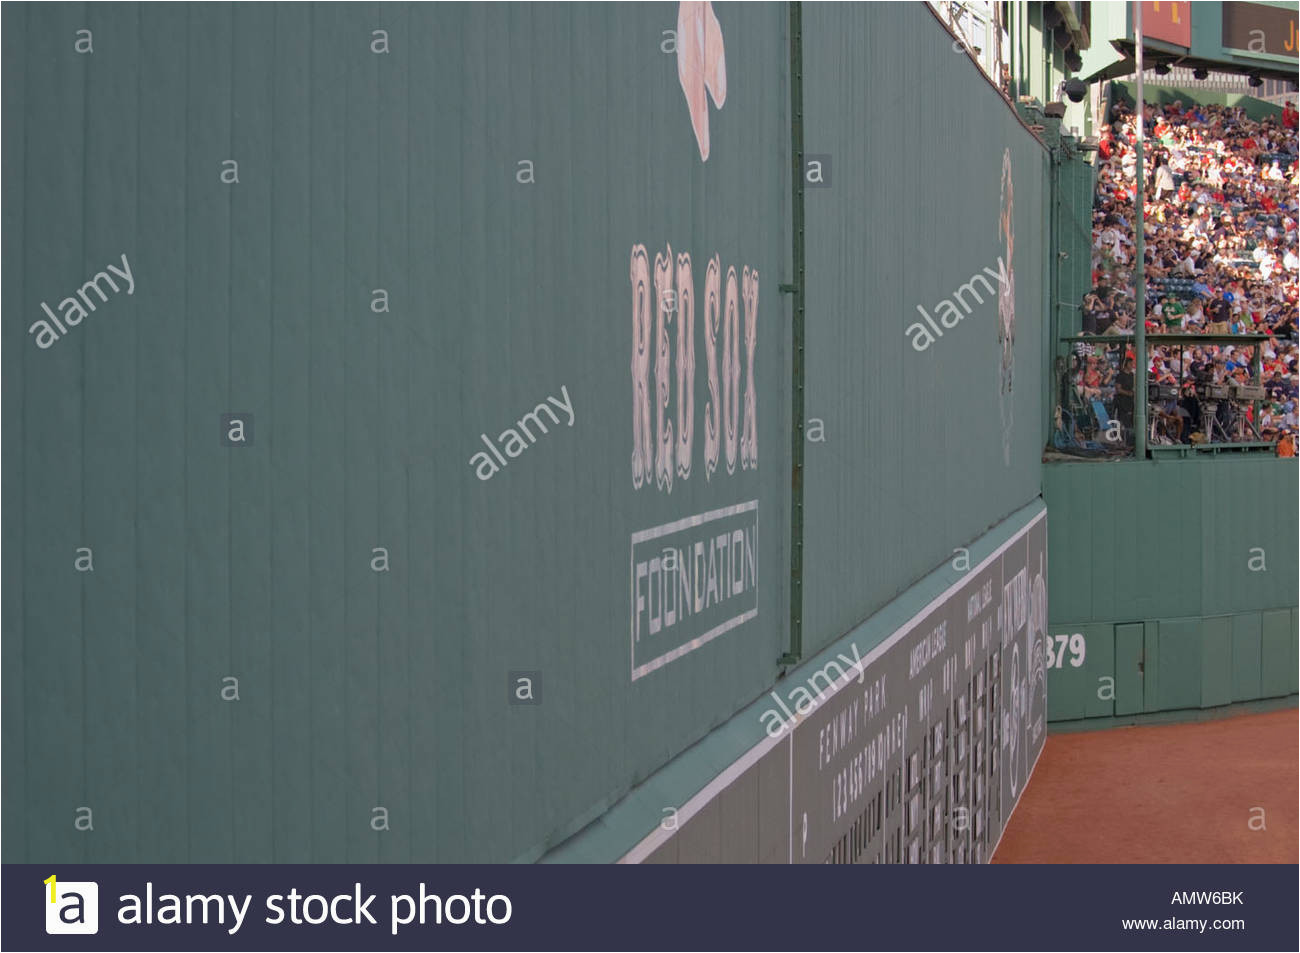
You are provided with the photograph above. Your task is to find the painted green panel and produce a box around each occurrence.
[1047,623,1114,721]
[184,1,237,864]
[306,3,352,864]
[1195,464,1223,615]
[228,2,277,865]
[1158,463,1197,620]
[133,4,192,862]
[1082,623,1116,718]
[1293,607,1299,694]
[4,1,793,864]
[1200,617,1233,709]
[801,2,1047,657]
[1230,613,1263,703]
[1108,465,1141,619]
[1157,620,1202,711]
[19,0,88,864]
[267,1,315,863]
[460,0,512,865]
[1054,150,1094,340]
[374,0,414,866]
[1114,623,1144,716]
[1046,467,1086,624]
[403,0,463,863]
[1045,457,1296,723]
[80,5,141,864]
[1260,609,1294,698]
[341,0,383,866]
[1045,459,1298,627]
[1200,461,1281,617]
[1143,621,1161,713]
[0,1,26,865]
[1089,474,1116,620]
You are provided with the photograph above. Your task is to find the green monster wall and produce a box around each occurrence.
[550,3,1055,863]
[3,2,1051,865]
[3,1,792,865]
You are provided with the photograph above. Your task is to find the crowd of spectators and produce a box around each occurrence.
[1074,95,1298,448]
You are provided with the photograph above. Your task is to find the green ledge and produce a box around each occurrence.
[1049,695,1299,734]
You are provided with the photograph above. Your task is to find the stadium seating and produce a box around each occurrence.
[1077,99,1298,445]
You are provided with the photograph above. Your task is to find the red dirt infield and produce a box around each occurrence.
[993,708,1298,863]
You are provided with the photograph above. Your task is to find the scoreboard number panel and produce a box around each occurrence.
[790,512,1047,864]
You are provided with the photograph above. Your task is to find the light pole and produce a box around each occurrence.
[1133,2,1148,459]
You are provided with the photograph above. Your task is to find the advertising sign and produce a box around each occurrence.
[1141,2,1192,48]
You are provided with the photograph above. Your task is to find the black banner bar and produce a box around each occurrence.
[5,863,1297,952]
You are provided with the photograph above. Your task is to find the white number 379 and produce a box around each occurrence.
[1045,633,1086,669]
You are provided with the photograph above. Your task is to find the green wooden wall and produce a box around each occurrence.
[1044,458,1299,723]
[2,1,796,864]
[1045,610,1299,722]
[1052,146,1096,341]
[1110,80,1286,122]
[1046,458,1298,624]
[800,2,1049,659]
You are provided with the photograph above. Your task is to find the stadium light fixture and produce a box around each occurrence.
[1064,78,1088,103]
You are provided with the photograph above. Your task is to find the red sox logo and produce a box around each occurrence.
[676,2,727,162]
[631,246,758,493]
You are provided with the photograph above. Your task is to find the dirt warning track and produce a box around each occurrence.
[993,709,1298,863]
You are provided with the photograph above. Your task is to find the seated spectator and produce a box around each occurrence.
[1077,355,1105,400]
